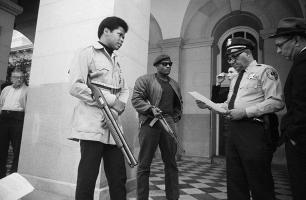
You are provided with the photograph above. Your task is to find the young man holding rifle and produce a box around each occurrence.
[68,16,129,200]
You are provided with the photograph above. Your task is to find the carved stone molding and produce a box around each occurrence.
[183,37,214,49]
[0,0,23,16]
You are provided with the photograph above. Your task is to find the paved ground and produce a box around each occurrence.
[127,158,292,200]
[6,147,292,200]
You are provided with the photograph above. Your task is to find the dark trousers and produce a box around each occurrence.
[0,111,24,178]
[75,140,127,200]
[137,119,178,200]
[285,140,306,200]
[226,120,275,200]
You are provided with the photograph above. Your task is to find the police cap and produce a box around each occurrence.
[226,37,255,55]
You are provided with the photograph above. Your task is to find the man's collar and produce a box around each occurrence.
[245,60,257,72]
[92,41,118,57]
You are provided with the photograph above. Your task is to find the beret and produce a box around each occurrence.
[153,54,171,66]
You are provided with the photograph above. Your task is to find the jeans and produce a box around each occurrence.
[137,119,179,200]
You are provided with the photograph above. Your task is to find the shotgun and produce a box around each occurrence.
[149,106,185,153]
[87,77,138,168]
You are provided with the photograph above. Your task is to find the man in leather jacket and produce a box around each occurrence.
[132,54,183,200]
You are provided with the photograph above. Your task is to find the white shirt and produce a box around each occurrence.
[2,86,24,111]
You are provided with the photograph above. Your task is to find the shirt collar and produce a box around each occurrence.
[92,41,118,57]
[245,60,257,72]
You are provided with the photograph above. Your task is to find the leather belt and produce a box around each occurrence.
[1,110,24,115]
[92,83,121,94]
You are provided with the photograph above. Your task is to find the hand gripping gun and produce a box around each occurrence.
[149,106,185,153]
[87,77,138,168]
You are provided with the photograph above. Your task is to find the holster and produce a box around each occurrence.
[263,113,280,151]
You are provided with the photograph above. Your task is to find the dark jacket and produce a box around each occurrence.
[281,49,306,145]
[131,73,183,126]
[211,85,229,103]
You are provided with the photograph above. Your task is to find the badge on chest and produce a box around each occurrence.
[248,73,257,80]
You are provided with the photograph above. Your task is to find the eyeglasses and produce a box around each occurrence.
[276,37,292,48]
[160,62,173,67]
[11,76,24,80]
[227,52,242,63]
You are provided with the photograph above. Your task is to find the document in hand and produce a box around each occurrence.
[0,173,34,200]
[189,91,227,114]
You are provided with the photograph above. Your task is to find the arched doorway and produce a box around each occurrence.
[215,27,260,156]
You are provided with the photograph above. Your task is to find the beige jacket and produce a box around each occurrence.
[68,42,129,144]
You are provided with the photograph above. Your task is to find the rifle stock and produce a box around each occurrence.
[87,77,138,168]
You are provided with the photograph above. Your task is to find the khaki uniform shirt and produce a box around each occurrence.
[222,60,284,117]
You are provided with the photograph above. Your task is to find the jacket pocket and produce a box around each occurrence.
[72,102,105,134]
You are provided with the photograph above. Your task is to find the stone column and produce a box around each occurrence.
[19,0,151,199]
[0,0,22,84]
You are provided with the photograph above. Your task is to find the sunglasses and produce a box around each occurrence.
[160,62,173,67]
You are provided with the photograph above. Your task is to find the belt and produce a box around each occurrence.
[239,116,264,123]
[92,82,122,94]
[1,110,24,115]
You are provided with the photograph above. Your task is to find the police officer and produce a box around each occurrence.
[197,37,284,200]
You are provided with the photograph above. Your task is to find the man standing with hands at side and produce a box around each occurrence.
[196,37,284,200]
[269,17,306,200]
[69,16,129,200]
[0,69,27,178]
[132,54,183,200]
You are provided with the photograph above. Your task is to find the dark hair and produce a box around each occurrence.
[97,16,128,39]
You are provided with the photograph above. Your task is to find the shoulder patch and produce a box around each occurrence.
[266,68,278,81]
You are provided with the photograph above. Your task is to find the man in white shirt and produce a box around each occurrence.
[0,69,28,178]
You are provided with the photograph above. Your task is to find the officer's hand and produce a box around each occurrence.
[227,108,246,120]
[151,106,162,118]
[195,100,212,110]
[216,73,226,84]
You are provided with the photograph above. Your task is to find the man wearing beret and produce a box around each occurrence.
[270,17,306,200]
[197,37,284,199]
[132,54,183,200]
[68,16,129,200]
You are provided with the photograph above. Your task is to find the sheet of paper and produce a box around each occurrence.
[0,173,34,200]
[189,91,227,114]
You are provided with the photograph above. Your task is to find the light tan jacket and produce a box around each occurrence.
[68,42,129,144]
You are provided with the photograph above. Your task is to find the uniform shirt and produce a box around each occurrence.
[69,41,129,144]
[222,60,284,117]
[0,84,27,112]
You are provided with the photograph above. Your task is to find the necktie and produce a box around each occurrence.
[228,70,245,110]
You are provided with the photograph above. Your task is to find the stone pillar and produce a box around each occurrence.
[0,0,22,84]
[19,0,151,199]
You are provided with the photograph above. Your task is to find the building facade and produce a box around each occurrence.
[0,0,305,199]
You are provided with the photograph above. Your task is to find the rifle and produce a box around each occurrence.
[87,77,138,168]
[149,106,185,153]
